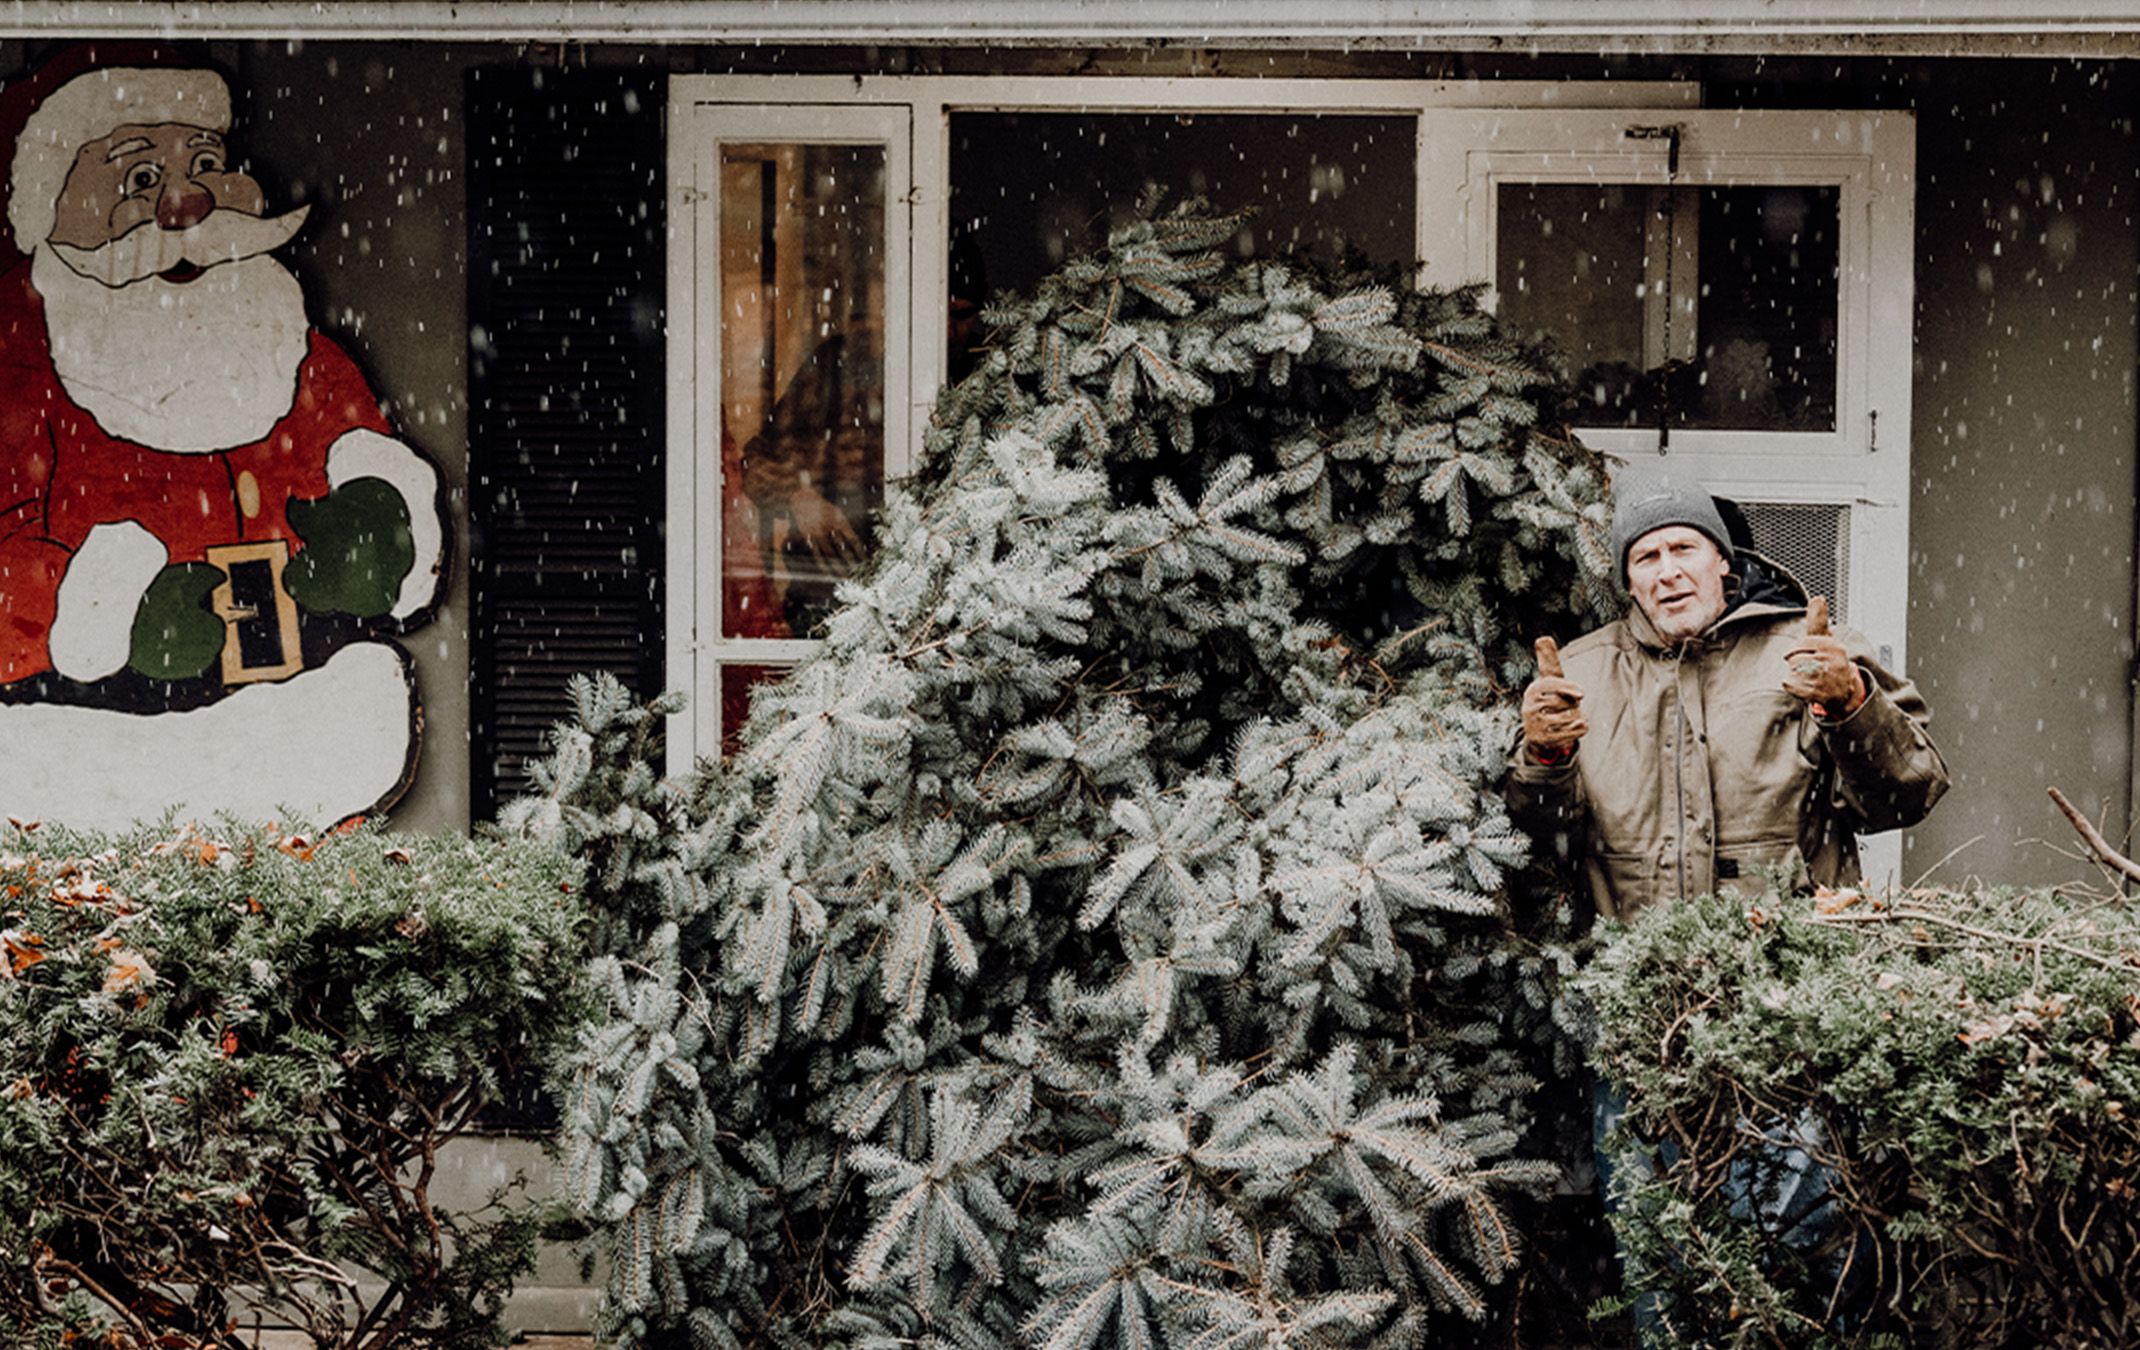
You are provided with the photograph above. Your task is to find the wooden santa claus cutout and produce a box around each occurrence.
[0,55,444,829]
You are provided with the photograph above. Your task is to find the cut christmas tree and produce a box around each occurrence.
[508,193,1617,1347]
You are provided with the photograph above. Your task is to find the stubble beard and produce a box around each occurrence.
[1641,592,1726,644]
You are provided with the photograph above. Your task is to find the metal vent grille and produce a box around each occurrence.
[1739,501,1850,622]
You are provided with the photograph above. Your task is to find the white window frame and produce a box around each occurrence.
[1420,108,1917,882]
[665,101,913,764]
[1419,109,1917,656]
[664,75,1710,772]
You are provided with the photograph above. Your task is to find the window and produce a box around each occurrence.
[948,110,1417,297]
[1419,109,1913,644]
[666,76,1700,767]
[666,103,910,760]
[1497,182,1841,434]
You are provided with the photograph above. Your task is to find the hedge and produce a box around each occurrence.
[1581,879,2140,1347]
[0,818,586,1350]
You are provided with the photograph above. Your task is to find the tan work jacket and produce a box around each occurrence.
[1506,579,1949,922]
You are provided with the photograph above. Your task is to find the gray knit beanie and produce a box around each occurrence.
[1609,470,1735,583]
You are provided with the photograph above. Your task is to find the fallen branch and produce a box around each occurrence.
[2047,787,2140,888]
[1808,905,2138,976]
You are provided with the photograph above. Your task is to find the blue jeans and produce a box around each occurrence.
[1593,1079,1860,1345]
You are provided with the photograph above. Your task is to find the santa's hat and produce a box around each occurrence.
[0,46,226,259]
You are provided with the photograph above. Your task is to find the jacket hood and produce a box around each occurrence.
[1726,549,1809,613]
[1624,548,1811,651]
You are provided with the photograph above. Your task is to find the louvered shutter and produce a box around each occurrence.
[467,69,666,820]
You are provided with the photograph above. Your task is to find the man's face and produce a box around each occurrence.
[48,122,265,259]
[1626,525,1731,643]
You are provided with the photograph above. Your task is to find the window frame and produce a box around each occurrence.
[665,100,914,763]
[663,75,1714,771]
[1417,107,1916,656]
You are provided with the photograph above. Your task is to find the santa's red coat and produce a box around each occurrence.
[0,261,390,683]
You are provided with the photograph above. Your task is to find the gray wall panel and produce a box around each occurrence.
[1906,60,2139,887]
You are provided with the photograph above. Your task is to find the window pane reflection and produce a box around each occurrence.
[721,662,791,757]
[719,142,886,639]
[951,112,1415,299]
[1498,183,1839,432]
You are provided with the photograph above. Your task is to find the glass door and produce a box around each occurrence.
[668,103,911,759]
[1420,109,1914,636]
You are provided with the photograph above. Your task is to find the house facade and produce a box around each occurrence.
[3,2,2138,1328]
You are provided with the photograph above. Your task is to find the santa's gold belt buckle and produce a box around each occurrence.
[205,539,304,686]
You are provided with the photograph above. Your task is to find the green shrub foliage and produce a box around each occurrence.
[1582,882,2140,1347]
[0,819,585,1349]
[511,196,1617,1346]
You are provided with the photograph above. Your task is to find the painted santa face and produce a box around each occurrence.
[44,123,306,291]
[49,123,263,249]
[30,120,312,453]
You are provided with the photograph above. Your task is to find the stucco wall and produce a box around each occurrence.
[226,41,478,833]
[1905,60,2140,887]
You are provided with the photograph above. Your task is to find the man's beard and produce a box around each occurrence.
[33,235,310,454]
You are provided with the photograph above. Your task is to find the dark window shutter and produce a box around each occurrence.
[467,68,665,822]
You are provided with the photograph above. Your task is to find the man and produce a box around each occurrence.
[1508,471,1948,919]
[0,59,444,827]
[1512,472,1950,1337]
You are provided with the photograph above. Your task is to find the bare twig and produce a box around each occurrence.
[1908,832,1984,890]
[1808,906,2138,976]
[2047,787,2140,889]
[34,1252,156,1346]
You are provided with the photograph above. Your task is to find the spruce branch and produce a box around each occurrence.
[521,192,1613,1345]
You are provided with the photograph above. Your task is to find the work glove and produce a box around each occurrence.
[1522,635,1588,758]
[1782,596,1866,718]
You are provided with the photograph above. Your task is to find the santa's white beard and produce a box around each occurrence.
[33,243,310,453]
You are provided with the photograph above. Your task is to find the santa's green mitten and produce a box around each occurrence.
[129,562,224,681]
[284,478,415,618]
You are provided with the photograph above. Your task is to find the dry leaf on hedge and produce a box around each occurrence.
[2,930,42,976]
[1959,1013,2015,1046]
[103,947,156,992]
[1813,886,1863,915]
[51,872,106,907]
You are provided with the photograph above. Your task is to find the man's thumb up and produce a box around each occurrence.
[1805,595,1831,637]
[1522,635,1588,757]
[1535,635,1565,678]
[1783,595,1865,716]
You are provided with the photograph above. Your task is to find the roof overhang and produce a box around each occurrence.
[2,1,2138,56]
